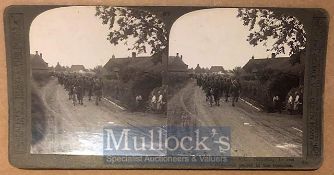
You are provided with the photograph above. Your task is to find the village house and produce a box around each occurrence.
[242,53,303,81]
[102,52,166,112]
[168,53,188,72]
[168,53,189,83]
[104,52,189,80]
[54,62,67,72]
[103,52,154,80]
[194,64,206,74]
[210,66,225,74]
[240,52,305,111]
[70,65,85,73]
[30,51,49,74]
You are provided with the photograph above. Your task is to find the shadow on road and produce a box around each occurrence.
[31,85,47,145]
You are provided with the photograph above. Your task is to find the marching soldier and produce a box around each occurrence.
[76,84,84,105]
[230,78,241,107]
[224,78,231,102]
[94,78,103,105]
[87,77,94,101]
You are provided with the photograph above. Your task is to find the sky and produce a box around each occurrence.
[30,6,150,69]
[30,6,289,70]
[169,8,290,69]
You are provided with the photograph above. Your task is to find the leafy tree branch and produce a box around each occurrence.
[95,6,168,55]
[237,8,306,55]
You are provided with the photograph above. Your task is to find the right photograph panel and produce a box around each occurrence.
[167,8,305,157]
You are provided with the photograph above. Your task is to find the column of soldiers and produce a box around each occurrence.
[56,73,103,106]
[195,74,241,107]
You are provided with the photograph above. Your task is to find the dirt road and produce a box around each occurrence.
[31,78,167,155]
[168,79,303,157]
[32,78,302,157]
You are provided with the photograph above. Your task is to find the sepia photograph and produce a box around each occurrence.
[30,6,168,155]
[29,6,306,157]
[166,8,304,157]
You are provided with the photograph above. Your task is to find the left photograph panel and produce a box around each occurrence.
[30,6,167,155]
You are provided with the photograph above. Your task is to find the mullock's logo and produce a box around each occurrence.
[103,126,231,156]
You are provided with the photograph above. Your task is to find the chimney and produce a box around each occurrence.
[176,53,179,57]
[271,53,276,59]
[40,53,42,58]
[180,55,183,60]
[35,51,38,55]
[251,56,254,59]
[132,52,136,58]
[112,54,115,59]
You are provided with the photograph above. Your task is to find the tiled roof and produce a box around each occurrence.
[242,56,303,75]
[30,54,48,69]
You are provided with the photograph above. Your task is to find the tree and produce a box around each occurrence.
[237,8,306,56]
[93,65,104,76]
[95,6,167,56]
[231,66,243,78]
